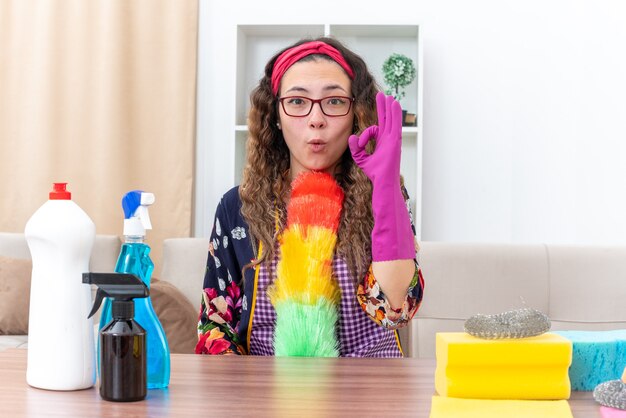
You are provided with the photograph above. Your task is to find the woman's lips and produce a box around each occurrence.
[308,139,326,152]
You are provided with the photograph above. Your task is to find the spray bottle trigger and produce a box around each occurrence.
[88,288,106,319]
[136,206,152,230]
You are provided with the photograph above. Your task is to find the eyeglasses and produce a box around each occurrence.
[278,96,355,117]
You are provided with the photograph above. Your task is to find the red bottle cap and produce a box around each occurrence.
[49,183,71,200]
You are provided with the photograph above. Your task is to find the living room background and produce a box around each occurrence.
[196,0,626,247]
[1,0,625,277]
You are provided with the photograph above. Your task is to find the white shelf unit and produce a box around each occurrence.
[233,24,423,238]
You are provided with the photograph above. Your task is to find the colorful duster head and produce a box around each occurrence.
[287,171,344,231]
[268,171,344,357]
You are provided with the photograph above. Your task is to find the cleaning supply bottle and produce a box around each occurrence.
[84,272,148,402]
[24,183,96,390]
[98,190,170,389]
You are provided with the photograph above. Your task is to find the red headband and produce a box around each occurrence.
[271,41,355,96]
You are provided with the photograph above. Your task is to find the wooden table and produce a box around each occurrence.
[0,349,602,417]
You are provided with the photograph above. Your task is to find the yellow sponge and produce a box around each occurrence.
[430,396,573,418]
[435,332,572,399]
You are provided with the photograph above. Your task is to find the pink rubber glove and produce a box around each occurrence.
[348,92,415,262]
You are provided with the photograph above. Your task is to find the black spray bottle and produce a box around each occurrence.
[83,272,149,402]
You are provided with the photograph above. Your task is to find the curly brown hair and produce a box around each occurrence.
[240,37,379,281]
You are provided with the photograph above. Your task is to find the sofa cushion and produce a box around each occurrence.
[151,277,198,354]
[160,238,209,307]
[412,242,552,358]
[0,256,32,335]
[548,245,626,326]
[417,242,550,318]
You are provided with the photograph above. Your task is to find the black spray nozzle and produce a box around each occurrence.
[82,273,149,319]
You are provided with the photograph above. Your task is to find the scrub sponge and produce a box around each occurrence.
[429,396,573,418]
[435,332,572,399]
[554,330,626,391]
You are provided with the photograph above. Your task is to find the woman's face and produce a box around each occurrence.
[278,59,354,180]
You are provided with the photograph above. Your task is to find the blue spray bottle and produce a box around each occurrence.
[98,190,170,389]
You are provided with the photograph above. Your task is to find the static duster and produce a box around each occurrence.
[268,171,343,357]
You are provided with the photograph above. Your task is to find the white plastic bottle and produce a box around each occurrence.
[24,183,96,390]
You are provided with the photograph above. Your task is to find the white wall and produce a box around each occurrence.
[196,0,626,246]
[419,0,626,245]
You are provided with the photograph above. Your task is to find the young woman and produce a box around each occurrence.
[196,37,424,357]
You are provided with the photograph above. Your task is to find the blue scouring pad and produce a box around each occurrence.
[554,330,626,391]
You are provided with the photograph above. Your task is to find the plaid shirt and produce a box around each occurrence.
[250,254,402,357]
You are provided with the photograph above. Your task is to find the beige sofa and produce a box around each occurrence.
[3,234,625,357]
[410,242,626,357]
[155,239,626,357]
[0,232,121,351]
[0,233,206,353]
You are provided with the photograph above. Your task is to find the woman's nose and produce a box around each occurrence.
[308,102,326,128]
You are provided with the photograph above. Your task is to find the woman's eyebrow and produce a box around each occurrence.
[284,84,349,95]
[323,84,349,93]
[284,86,309,94]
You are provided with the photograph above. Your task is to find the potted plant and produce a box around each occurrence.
[382,53,417,126]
